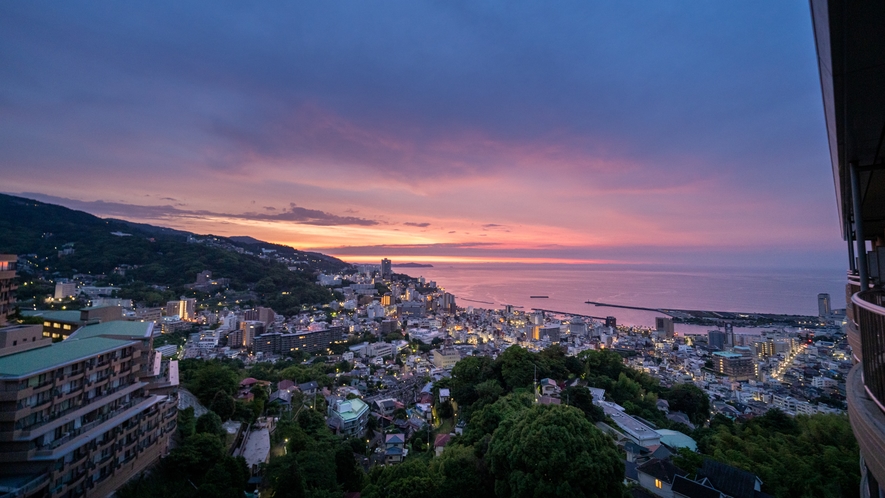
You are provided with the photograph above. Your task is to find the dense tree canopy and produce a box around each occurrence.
[488,404,624,498]
[693,410,859,498]
[665,383,710,426]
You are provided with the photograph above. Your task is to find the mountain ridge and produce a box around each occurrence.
[0,193,350,313]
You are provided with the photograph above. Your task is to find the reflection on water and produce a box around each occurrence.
[398,263,845,330]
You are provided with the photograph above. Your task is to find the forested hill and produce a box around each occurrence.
[0,193,351,313]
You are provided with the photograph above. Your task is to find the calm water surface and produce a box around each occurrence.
[398,263,846,332]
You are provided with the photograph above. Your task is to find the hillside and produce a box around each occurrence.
[0,193,351,314]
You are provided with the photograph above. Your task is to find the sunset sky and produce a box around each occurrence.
[0,2,843,268]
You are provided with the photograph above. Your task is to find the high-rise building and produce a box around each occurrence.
[439,293,457,314]
[724,323,734,347]
[0,324,49,356]
[708,330,726,351]
[567,317,588,337]
[257,306,276,326]
[712,351,755,381]
[165,298,196,321]
[179,297,196,321]
[0,321,178,498]
[0,254,17,327]
[380,258,392,279]
[811,5,885,495]
[655,317,675,338]
[818,293,832,317]
[54,282,78,300]
[239,320,265,348]
[540,324,560,343]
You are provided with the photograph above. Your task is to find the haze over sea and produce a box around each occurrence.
[398,263,846,334]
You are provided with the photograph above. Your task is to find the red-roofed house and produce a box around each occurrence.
[434,434,451,457]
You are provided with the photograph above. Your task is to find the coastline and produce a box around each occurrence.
[396,262,845,331]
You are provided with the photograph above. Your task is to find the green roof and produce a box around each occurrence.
[333,398,368,421]
[80,305,118,311]
[713,351,743,358]
[70,321,153,340]
[0,337,136,378]
[21,310,81,323]
[655,429,698,451]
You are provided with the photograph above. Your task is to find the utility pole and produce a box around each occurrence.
[533,364,538,403]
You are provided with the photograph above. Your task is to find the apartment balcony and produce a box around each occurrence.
[31,395,163,460]
[10,382,146,439]
[848,289,885,490]
[0,473,49,498]
[847,319,862,363]
[847,364,885,492]
[852,290,885,405]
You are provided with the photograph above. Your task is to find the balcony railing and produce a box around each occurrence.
[0,473,49,498]
[36,397,145,452]
[852,290,885,413]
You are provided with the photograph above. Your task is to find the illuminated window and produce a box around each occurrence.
[655,479,663,489]
[53,323,60,328]
[63,324,72,330]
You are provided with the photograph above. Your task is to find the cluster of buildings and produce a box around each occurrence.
[624,321,850,419]
[0,255,180,498]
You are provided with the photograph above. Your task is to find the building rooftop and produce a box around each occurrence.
[240,428,271,470]
[0,337,136,378]
[80,305,120,311]
[713,351,743,359]
[69,321,153,340]
[22,309,81,323]
[655,429,698,451]
[333,398,368,422]
[636,458,687,485]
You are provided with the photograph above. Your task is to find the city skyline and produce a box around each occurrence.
[0,2,841,268]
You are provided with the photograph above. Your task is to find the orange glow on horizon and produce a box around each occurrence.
[323,254,623,265]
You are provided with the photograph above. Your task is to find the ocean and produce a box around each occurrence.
[397,263,847,334]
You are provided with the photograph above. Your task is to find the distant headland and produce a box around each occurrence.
[393,262,434,268]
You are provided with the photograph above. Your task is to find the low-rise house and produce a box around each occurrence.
[636,458,688,498]
[539,378,560,396]
[298,381,319,396]
[385,433,406,464]
[385,445,404,464]
[374,398,398,417]
[697,459,763,498]
[671,475,723,498]
[434,434,451,457]
[269,389,293,409]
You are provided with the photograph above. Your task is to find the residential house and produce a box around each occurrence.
[671,476,723,498]
[539,378,560,396]
[636,458,688,498]
[385,433,406,464]
[374,398,398,417]
[298,381,319,397]
[434,434,451,457]
[697,459,763,498]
